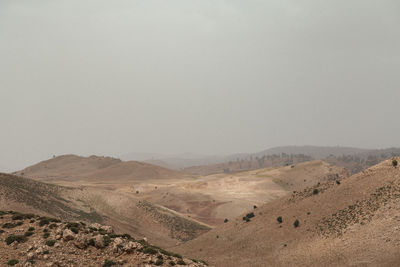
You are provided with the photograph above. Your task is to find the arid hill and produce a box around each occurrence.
[0,211,209,267]
[14,155,186,183]
[176,158,400,267]
[143,160,347,226]
[0,173,210,248]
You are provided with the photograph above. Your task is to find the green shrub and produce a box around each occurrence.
[5,235,27,245]
[143,247,158,255]
[45,239,56,246]
[393,159,398,167]
[155,259,164,266]
[277,216,283,224]
[103,259,116,267]
[2,223,17,229]
[169,261,176,266]
[176,259,186,265]
[224,218,228,223]
[39,218,50,226]
[43,250,49,254]
[70,227,79,234]
[24,231,34,237]
[43,232,50,239]
[313,188,319,195]
[28,227,35,231]
[103,235,112,246]
[7,259,19,266]
[88,238,95,246]
[293,219,300,228]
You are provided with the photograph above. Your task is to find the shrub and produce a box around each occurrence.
[43,232,50,239]
[103,260,116,267]
[88,238,95,246]
[169,261,176,266]
[39,218,50,226]
[313,188,319,195]
[277,216,283,224]
[2,223,17,229]
[24,231,34,237]
[246,212,255,219]
[143,247,158,255]
[176,259,186,265]
[28,227,35,231]
[45,239,56,247]
[5,235,27,245]
[253,205,257,209]
[43,250,49,254]
[393,159,398,168]
[103,235,112,246]
[293,219,300,228]
[70,227,79,234]
[224,218,228,223]
[336,180,341,185]
[155,259,164,266]
[49,223,57,229]
[7,259,19,266]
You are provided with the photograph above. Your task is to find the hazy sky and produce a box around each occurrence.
[1,0,400,171]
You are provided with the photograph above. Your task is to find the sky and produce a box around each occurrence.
[1,0,400,171]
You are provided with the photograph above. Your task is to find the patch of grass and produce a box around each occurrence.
[5,235,27,245]
[7,259,19,266]
[45,239,56,247]
[103,259,116,267]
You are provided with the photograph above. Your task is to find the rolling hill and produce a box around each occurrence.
[14,154,186,183]
[176,158,400,266]
[0,173,210,248]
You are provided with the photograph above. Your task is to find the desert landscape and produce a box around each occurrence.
[1,0,399,266]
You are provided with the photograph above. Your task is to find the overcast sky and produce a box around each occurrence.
[1,0,400,171]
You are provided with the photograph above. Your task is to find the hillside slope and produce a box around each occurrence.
[0,211,209,267]
[176,159,400,267]
[14,155,186,183]
[0,173,210,248]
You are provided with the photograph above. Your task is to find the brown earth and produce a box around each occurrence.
[175,158,400,267]
[0,173,210,248]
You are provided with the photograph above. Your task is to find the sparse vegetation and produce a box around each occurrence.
[155,258,164,266]
[7,259,19,266]
[177,259,186,265]
[28,227,35,231]
[43,232,50,239]
[277,216,283,224]
[392,159,398,168]
[294,219,300,228]
[169,261,176,266]
[24,231,34,237]
[103,259,116,267]
[313,188,319,195]
[45,239,56,246]
[224,218,229,223]
[5,234,27,245]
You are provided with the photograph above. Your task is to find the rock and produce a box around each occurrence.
[74,234,89,249]
[90,223,102,229]
[122,241,140,253]
[43,254,49,260]
[112,237,124,253]
[94,235,104,248]
[100,225,113,234]
[55,235,62,240]
[27,251,36,260]
[63,229,75,241]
